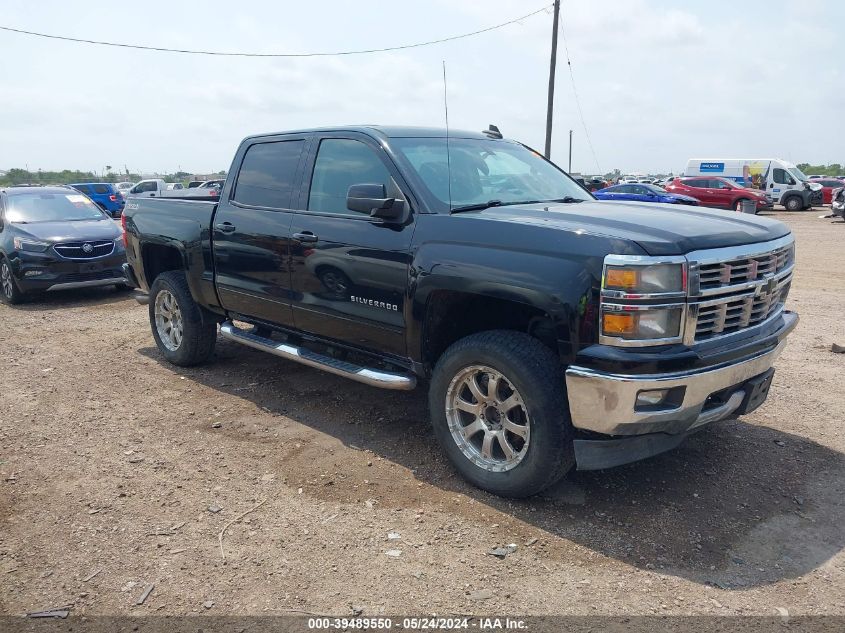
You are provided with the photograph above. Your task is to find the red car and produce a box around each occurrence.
[665,176,770,212]
[808,178,845,205]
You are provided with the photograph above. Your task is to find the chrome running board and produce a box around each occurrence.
[219,321,416,391]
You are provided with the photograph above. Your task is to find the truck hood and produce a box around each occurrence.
[14,219,121,243]
[467,201,790,255]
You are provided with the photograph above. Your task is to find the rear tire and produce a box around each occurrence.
[784,196,803,211]
[149,271,217,366]
[0,258,25,305]
[428,330,575,498]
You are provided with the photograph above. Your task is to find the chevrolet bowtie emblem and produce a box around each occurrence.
[755,276,777,298]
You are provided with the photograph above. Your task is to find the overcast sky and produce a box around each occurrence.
[1,0,842,175]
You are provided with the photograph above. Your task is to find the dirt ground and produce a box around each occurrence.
[1,209,843,618]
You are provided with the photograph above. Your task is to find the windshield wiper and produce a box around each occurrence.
[450,200,503,214]
[450,196,587,214]
[541,196,586,204]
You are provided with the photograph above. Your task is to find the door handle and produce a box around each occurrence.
[293,231,319,243]
[216,222,236,233]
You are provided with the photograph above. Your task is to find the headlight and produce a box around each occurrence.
[603,262,685,296]
[13,237,50,252]
[600,254,688,347]
[601,306,683,341]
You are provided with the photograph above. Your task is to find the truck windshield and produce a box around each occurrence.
[788,166,809,182]
[392,137,591,211]
[6,192,107,223]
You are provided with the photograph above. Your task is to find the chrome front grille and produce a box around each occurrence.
[697,242,794,293]
[53,240,115,260]
[694,279,791,340]
[685,235,795,344]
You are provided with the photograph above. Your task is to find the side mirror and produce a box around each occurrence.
[347,183,403,220]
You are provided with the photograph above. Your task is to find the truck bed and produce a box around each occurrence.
[123,197,220,306]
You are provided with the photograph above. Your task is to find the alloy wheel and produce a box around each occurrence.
[445,365,531,472]
[1,262,13,299]
[154,289,184,351]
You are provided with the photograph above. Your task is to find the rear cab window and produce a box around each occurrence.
[233,140,305,209]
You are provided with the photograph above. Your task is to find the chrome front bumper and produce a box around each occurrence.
[565,340,787,436]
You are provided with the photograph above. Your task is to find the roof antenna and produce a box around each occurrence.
[442,60,453,212]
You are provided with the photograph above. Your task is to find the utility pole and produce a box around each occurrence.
[544,0,560,159]
[568,129,573,172]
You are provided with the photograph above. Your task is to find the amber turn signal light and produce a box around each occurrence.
[603,313,635,335]
[605,268,639,289]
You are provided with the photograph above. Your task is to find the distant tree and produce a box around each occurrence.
[797,163,844,177]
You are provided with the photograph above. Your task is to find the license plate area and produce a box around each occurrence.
[736,368,775,415]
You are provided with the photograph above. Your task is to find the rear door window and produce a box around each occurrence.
[233,140,305,209]
[685,179,707,188]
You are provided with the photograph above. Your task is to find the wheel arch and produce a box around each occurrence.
[419,289,561,375]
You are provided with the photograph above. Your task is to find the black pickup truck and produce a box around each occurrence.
[122,126,798,497]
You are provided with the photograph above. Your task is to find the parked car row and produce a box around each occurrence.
[44,177,227,221]
[683,158,824,211]
[607,159,834,212]
[595,177,771,213]
[125,178,223,199]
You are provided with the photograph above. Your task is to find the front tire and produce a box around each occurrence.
[784,196,803,211]
[149,271,217,366]
[0,258,25,305]
[428,330,575,498]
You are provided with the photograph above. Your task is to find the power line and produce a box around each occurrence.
[0,5,552,58]
[559,2,601,174]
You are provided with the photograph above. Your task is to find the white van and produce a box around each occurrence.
[684,158,823,210]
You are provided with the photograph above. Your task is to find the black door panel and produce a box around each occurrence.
[288,135,415,357]
[213,135,309,326]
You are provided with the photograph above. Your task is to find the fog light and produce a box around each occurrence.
[636,389,669,407]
